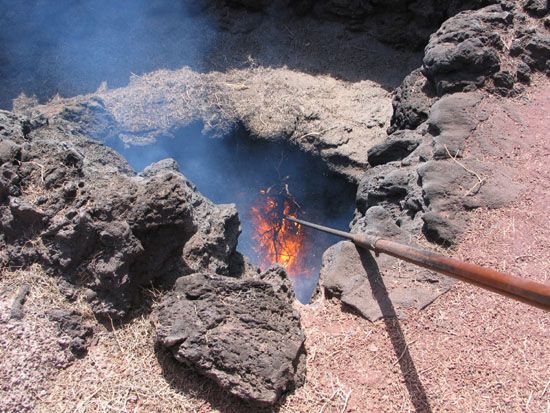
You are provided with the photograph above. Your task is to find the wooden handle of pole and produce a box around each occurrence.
[355,235,550,311]
[284,216,550,311]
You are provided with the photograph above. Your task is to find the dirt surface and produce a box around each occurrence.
[1,1,548,410]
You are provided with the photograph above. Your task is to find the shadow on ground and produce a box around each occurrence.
[358,248,432,413]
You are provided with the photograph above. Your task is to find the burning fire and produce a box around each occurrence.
[250,184,307,275]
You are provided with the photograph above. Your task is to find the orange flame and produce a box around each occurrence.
[250,189,307,275]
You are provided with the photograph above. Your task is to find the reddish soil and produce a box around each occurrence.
[284,77,550,412]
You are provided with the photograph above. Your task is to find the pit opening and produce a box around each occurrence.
[106,123,356,303]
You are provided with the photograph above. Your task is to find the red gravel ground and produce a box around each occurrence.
[283,77,550,412]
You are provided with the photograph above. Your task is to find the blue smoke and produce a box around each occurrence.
[0,0,214,108]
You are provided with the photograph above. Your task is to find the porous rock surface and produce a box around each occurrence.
[331,0,549,310]
[155,272,306,406]
[357,92,520,246]
[48,309,94,357]
[1,107,309,405]
[0,110,242,319]
[390,1,550,132]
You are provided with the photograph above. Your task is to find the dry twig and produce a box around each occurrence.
[444,146,485,196]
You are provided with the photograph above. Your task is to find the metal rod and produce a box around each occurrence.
[285,216,550,311]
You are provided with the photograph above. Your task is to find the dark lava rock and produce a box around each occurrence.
[48,309,94,357]
[357,167,417,214]
[0,110,243,319]
[510,27,550,75]
[155,273,306,406]
[493,70,516,95]
[321,237,454,321]
[0,140,21,165]
[516,61,533,83]
[353,90,519,273]
[423,5,512,95]
[422,211,465,245]
[427,92,482,159]
[368,129,422,166]
[330,207,454,321]
[388,68,436,133]
[420,157,517,207]
[523,0,549,17]
[257,264,295,301]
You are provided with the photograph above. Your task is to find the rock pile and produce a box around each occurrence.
[0,109,306,405]
[1,0,548,407]
[391,2,549,133]
[0,107,310,405]
[320,0,548,318]
[0,110,243,319]
[365,0,549,246]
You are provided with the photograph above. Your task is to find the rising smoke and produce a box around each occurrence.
[0,0,214,109]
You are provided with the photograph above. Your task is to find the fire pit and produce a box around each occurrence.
[107,122,356,302]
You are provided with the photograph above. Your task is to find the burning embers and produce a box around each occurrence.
[250,183,309,276]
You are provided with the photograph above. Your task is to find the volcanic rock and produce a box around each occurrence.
[139,158,180,178]
[48,309,93,357]
[0,110,243,319]
[421,211,465,245]
[516,61,533,83]
[367,129,422,166]
[344,88,522,320]
[356,90,519,249]
[523,0,549,17]
[321,239,454,321]
[427,92,482,159]
[423,5,512,95]
[510,27,550,75]
[418,158,519,211]
[324,207,453,321]
[257,264,296,301]
[357,167,416,213]
[155,273,306,406]
[388,68,436,133]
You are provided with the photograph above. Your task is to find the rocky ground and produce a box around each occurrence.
[1,0,549,411]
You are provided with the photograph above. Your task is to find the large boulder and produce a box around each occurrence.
[155,273,306,406]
